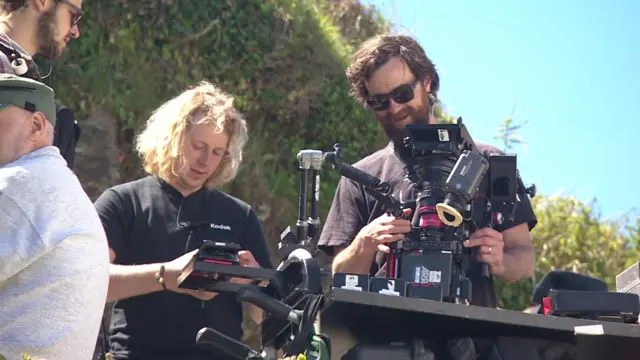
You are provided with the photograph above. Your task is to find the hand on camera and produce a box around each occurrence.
[355,208,413,254]
[229,250,267,286]
[164,250,219,301]
[464,227,505,276]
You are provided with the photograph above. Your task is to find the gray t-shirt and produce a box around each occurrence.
[0,146,110,360]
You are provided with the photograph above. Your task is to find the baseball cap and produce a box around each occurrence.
[0,74,56,125]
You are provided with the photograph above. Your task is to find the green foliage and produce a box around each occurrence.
[496,195,640,309]
[491,117,640,309]
[59,0,390,246]
[433,102,457,124]
[494,117,528,152]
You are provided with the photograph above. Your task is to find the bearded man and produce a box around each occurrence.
[0,0,83,169]
[0,0,81,74]
[318,34,538,308]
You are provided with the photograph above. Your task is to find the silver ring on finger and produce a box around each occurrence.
[488,246,492,254]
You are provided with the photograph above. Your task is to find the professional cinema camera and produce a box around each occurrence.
[326,118,536,305]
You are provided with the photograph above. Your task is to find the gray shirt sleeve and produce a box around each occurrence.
[0,192,44,283]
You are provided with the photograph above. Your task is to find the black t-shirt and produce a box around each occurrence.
[94,175,274,360]
[318,142,537,307]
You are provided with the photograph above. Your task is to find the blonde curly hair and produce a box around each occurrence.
[135,80,248,189]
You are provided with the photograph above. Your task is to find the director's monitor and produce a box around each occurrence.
[403,118,518,204]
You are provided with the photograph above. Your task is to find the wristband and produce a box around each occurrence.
[155,264,167,291]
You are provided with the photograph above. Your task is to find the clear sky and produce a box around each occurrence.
[361,0,640,221]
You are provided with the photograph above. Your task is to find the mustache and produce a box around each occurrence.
[387,111,412,122]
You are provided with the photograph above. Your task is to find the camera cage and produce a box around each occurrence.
[325,117,536,305]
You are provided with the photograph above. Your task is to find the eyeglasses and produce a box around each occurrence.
[365,79,420,112]
[57,0,83,27]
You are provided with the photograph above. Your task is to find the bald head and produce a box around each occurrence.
[0,104,53,166]
[0,74,57,166]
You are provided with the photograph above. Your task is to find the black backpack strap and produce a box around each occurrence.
[53,103,81,170]
[0,39,41,80]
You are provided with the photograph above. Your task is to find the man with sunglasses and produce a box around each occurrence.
[318,34,537,308]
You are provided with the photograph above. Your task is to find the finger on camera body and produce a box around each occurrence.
[383,224,411,234]
[379,233,405,244]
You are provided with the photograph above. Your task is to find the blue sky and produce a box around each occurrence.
[361,0,640,221]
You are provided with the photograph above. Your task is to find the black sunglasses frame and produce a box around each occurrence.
[365,79,421,112]
[57,0,83,27]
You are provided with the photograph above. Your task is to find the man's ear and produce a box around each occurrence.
[29,111,48,139]
[30,0,53,12]
[423,78,432,93]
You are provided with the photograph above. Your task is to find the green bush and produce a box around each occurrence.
[496,195,640,310]
[58,0,389,256]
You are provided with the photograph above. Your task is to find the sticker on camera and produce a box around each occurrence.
[342,274,363,291]
[438,129,449,142]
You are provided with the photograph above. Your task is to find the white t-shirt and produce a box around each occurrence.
[0,146,110,360]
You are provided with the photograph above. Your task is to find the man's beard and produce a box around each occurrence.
[381,102,431,145]
[36,8,60,60]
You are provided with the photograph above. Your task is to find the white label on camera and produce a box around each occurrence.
[574,325,604,335]
[438,129,449,142]
[429,271,442,283]
[345,275,358,287]
[379,279,400,296]
[341,274,363,291]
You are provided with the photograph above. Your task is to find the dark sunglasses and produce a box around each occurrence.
[365,79,420,112]
[57,0,83,27]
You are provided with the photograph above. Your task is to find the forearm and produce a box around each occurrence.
[107,263,164,302]
[331,240,376,275]
[247,303,263,324]
[498,245,535,282]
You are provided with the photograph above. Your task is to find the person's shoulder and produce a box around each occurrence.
[475,142,506,156]
[0,149,74,195]
[352,143,394,170]
[207,188,252,214]
[105,176,152,197]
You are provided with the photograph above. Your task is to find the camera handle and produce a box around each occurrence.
[325,143,404,218]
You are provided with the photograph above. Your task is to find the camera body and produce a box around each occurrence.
[386,118,525,304]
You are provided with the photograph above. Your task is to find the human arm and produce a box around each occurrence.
[319,178,373,274]
[94,189,216,302]
[319,178,411,275]
[465,184,538,282]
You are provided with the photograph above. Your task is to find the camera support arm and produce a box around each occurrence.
[324,143,404,218]
[296,150,324,253]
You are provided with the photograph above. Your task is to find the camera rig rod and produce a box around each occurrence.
[295,149,325,253]
[324,144,404,218]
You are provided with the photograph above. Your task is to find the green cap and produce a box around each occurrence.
[0,74,56,125]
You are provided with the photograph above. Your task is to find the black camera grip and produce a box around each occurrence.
[196,327,259,359]
[337,163,382,190]
[481,263,490,278]
[236,286,296,322]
